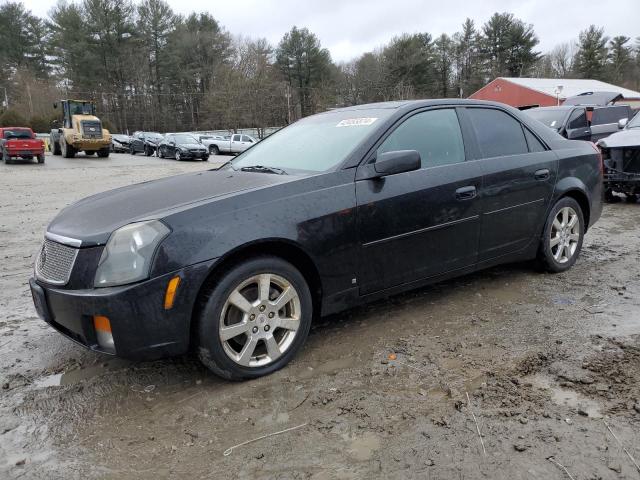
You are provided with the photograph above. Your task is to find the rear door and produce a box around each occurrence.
[590,106,631,142]
[462,107,558,263]
[230,134,243,152]
[356,107,483,295]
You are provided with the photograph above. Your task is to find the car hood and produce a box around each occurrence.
[598,128,640,148]
[47,169,293,246]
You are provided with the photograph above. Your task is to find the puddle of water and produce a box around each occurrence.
[33,373,63,388]
[527,373,602,418]
[345,432,381,461]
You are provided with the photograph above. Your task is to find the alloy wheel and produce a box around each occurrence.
[219,273,301,367]
[175,150,181,161]
[550,206,580,264]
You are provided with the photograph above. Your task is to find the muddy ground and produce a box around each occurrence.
[1,153,639,479]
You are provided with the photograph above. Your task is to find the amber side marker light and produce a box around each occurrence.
[164,276,181,310]
[93,315,111,332]
[93,315,115,353]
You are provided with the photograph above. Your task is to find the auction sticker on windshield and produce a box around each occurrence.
[336,118,378,127]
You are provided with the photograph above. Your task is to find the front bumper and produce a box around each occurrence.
[179,150,209,160]
[30,261,214,361]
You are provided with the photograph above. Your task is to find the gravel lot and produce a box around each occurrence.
[1,152,639,479]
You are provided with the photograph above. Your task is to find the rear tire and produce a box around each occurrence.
[52,140,61,155]
[210,145,219,155]
[37,153,45,164]
[129,145,136,155]
[2,149,12,164]
[537,197,584,273]
[158,147,165,158]
[175,150,181,161]
[144,145,152,156]
[196,256,313,380]
[97,148,110,158]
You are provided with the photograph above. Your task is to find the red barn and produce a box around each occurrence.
[469,77,640,109]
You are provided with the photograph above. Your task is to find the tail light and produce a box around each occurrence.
[589,142,603,176]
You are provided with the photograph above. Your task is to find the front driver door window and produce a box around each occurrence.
[355,108,483,294]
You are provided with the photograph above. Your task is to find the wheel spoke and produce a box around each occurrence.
[561,208,569,226]
[220,321,248,341]
[550,235,561,248]
[276,317,300,332]
[272,286,295,310]
[569,233,580,242]
[264,334,281,360]
[229,290,253,313]
[552,218,562,232]
[258,274,271,302]
[553,245,563,261]
[564,244,572,260]
[568,215,578,230]
[237,336,258,366]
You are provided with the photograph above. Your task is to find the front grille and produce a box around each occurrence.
[81,121,103,139]
[36,239,78,285]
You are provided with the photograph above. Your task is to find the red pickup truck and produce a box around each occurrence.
[1,127,45,164]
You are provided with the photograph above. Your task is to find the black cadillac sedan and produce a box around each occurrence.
[157,133,209,161]
[31,100,603,380]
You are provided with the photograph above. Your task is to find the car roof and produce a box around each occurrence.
[325,99,513,114]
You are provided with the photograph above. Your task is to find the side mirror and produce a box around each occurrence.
[53,102,58,109]
[51,119,60,128]
[373,150,421,177]
[618,118,628,129]
[169,141,175,146]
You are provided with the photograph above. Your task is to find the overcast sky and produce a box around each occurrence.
[21,0,640,63]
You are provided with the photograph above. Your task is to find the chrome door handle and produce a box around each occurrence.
[455,185,476,200]
[535,169,550,180]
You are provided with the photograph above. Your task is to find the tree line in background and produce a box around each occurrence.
[0,0,639,133]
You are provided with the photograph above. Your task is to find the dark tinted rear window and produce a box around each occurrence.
[592,106,630,125]
[467,108,528,158]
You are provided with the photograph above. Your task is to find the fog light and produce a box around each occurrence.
[164,276,181,310]
[93,315,115,353]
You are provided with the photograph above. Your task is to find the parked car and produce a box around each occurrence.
[157,133,209,161]
[207,133,257,155]
[597,112,640,202]
[129,131,164,156]
[1,127,45,164]
[525,104,632,142]
[198,134,228,154]
[30,99,602,380]
[111,134,131,153]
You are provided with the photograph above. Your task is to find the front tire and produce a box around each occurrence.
[97,148,110,158]
[175,150,181,161]
[37,153,45,164]
[537,197,584,273]
[209,145,219,155]
[144,145,152,156]
[61,138,75,158]
[197,256,313,380]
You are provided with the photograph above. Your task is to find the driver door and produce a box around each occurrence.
[355,108,482,295]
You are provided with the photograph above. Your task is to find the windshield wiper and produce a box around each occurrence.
[239,165,287,175]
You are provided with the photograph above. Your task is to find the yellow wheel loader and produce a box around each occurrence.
[49,100,112,158]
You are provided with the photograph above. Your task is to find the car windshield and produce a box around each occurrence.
[232,109,394,173]
[526,108,568,129]
[147,133,163,141]
[174,134,199,144]
[3,129,32,139]
[627,113,640,129]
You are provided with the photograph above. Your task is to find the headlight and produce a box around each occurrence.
[94,220,170,287]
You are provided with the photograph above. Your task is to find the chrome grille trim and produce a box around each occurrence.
[45,231,82,247]
[35,239,78,285]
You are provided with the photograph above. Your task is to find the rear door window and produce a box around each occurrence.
[592,106,630,125]
[523,128,546,152]
[467,108,529,158]
[232,134,241,142]
[377,108,465,168]
[241,135,252,143]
